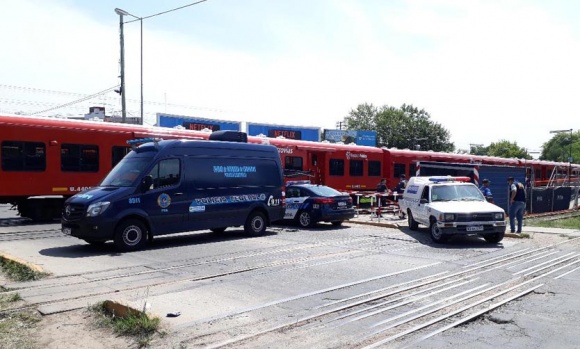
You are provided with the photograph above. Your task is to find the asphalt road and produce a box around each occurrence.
[0,204,579,348]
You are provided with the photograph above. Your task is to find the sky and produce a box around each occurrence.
[1,0,579,153]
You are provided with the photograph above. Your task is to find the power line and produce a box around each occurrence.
[125,0,208,23]
[31,85,119,115]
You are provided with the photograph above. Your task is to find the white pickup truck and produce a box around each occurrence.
[398,176,506,244]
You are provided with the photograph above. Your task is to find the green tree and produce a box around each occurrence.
[541,131,579,163]
[343,103,454,152]
[486,140,532,159]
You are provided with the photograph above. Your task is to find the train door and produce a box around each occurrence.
[309,152,326,185]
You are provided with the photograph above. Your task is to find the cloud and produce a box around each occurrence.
[1,0,579,152]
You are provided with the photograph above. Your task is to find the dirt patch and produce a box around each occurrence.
[33,308,133,349]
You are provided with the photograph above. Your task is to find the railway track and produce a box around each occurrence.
[2,224,578,348]
[167,237,580,348]
[1,231,424,314]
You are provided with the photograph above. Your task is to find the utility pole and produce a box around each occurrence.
[115,8,127,123]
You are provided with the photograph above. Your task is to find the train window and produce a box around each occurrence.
[329,159,344,176]
[368,161,381,176]
[149,158,180,188]
[349,160,364,176]
[409,163,416,177]
[393,163,406,178]
[61,144,99,172]
[112,146,131,168]
[1,141,46,172]
[535,169,541,180]
[285,156,303,171]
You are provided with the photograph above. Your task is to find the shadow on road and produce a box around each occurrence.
[39,228,281,258]
[397,226,506,250]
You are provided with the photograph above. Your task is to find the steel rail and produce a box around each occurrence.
[514,252,577,275]
[402,284,544,349]
[363,279,541,348]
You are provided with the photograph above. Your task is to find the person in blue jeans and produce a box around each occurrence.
[507,176,526,233]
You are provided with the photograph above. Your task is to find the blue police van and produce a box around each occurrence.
[61,132,285,251]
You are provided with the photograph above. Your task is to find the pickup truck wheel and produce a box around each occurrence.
[114,219,147,251]
[244,211,267,236]
[484,232,505,243]
[297,211,315,228]
[408,211,419,231]
[430,220,447,243]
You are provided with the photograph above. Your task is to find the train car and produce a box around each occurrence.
[252,135,385,192]
[0,114,212,220]
[2,113,578,220]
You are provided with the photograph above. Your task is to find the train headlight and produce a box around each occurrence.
[86,202,110,217]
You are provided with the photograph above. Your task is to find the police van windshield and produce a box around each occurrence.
[100,156,153,187]
[431,184,484,202]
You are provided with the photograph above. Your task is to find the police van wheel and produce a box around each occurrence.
[245,211,267,236]
[83,239,106,246]
[430,220,447,244]
[114,219,147,251]
[484,232,504,244]
[408,211,419,231]
[297,211,315,228]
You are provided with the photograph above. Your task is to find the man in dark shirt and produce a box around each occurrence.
[508,176,526,233]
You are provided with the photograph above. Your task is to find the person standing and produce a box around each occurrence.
[507,176,526,233]
[376,178,387,193]
[393,174,407,194]
[479,179,494,203]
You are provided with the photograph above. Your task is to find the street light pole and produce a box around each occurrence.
[115,8,143,125]
[115,8,127,123]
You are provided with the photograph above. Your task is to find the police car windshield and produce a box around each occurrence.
[307,185,343,197]
[100,156,153,187]
[431,184,484,202]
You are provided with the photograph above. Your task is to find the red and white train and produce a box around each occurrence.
[1,114,578,220]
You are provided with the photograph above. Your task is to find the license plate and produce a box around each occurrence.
[338,202,347,207]
[466,225,484,232]
[62,227,72,235]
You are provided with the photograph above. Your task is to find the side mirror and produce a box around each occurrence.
[141,175,153,192]
[419,198,428,204]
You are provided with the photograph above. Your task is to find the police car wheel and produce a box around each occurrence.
[114,219,147,251]
[297,211,315,228]
[408,211,419,231]
[430,220,447,243]
[483,232,504,244]
[245,211,267,236]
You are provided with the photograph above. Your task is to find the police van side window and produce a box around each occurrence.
[421,187,430,201]
[149,159,180,189]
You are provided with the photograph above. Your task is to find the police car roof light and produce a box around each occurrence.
[428,176,471,183]
[286,180,311,185]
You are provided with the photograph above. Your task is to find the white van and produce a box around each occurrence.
[398,176,506,244]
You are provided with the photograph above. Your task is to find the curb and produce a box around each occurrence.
[103,299,158,320]
[0,252,45,273]
[347,220,400,229]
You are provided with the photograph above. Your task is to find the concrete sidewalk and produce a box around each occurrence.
[346,212,580,238]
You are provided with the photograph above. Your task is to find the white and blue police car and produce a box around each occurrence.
[283,181,355,228]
